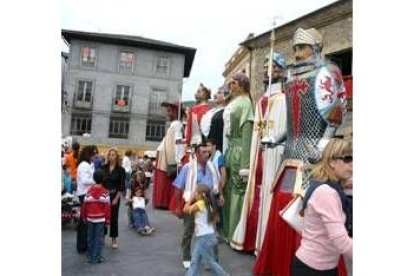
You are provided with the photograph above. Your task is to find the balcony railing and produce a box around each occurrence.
[112,98,132,113]
[73,96,93,109]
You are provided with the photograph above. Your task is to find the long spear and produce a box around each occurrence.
[257,17,278,254]
[176,81,184,176]
[261,19,276,144]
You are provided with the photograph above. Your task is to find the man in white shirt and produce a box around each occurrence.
[122,149,133,196]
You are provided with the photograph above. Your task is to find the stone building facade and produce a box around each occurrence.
[224,0,352,103]
[61,30,196,154]
[222,33,254,85]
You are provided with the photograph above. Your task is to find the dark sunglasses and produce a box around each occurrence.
[334,155,353,163]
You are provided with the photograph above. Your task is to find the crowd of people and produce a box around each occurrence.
[62,26,352,276]
[61,144,157,252]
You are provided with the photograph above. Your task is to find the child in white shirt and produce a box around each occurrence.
[183,184,228,276]
[131,188,155,236]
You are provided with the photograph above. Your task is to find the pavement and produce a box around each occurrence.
[62,186,255,275]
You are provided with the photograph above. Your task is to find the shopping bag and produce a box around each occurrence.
[279,195,304,234]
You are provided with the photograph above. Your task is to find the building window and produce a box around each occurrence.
[326,50,352,76]
[156,56,169,74]
[80,46,97,67]
[77,80,93,102]
[149,89,167,113]
[109,117,129,139]
[70,113,92,136]
[115,85,131,106]
[145,119,166,142]
[119,51,135,72]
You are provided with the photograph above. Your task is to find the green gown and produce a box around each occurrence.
[222,95,254,242]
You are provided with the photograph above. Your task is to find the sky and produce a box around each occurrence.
[61,0,338,101]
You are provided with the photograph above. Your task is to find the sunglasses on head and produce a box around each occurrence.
[334,155,353,163]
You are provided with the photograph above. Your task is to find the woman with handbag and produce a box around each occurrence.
[291,137,353,276]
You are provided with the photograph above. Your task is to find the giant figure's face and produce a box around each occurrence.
[194,88,204,102]
[229,78,241,95]
[213,91,225,105]
[164,105,177,121]
[195,87,209,102]
[263,59,283,84]
[293,44,314,62]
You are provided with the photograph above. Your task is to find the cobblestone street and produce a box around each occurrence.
[62,186,255,275]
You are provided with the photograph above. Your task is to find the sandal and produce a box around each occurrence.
[146,227,155,235]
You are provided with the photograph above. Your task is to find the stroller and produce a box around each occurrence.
[61,192,81,229]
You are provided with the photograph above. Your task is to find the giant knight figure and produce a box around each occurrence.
[253,27,348,276]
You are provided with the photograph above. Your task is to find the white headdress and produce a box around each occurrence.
[293,28,323,48]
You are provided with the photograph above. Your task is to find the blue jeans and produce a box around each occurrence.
[86,221,105,263]
[182,214,219,262]
[132,208,150,230]
[186,234,227,276]
[125,172,132,192]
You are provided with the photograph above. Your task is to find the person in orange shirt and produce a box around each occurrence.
[64,142,80,192]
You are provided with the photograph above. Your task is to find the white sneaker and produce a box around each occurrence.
[182,261,191,269]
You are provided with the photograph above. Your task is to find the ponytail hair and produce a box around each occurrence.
[196,184,218,224]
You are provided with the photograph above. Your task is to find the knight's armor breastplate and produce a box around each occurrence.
[282,64,327,165]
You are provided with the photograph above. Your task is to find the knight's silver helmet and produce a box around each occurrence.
[293,27,323,48]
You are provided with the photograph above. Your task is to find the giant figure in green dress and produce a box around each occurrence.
[222,72,254,242]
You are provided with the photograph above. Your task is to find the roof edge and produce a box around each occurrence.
[61,29,196,77]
